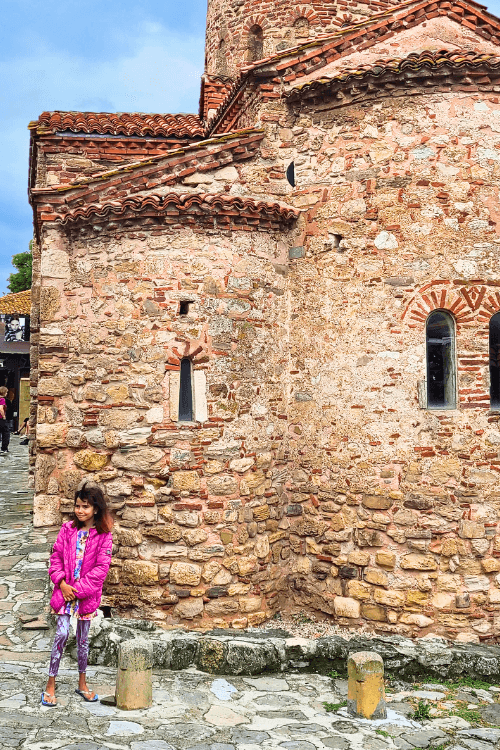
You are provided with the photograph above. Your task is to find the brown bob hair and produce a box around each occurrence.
[72,482,113,534]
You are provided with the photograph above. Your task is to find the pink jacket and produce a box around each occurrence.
[49,521,113,615]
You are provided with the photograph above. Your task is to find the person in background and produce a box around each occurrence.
[17,417,29,444]
[5,397,14,433]
[0,386,9,453]
[5,316,24,342]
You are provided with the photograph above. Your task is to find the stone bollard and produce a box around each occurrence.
[115,638,153,710]
[347,651,386,720]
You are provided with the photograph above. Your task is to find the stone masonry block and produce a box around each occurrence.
[334,597,360,618]
[172,471,201,492]
[400,554,437,571]
[170,562,202,586]
[122,560,159,585]
[375,552,396,570]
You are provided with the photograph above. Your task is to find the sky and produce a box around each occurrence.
[0,0,206,296]
[3,0,500,297]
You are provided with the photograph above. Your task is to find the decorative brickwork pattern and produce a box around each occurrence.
[403,281,500,327]
[204,0,403,79]
[403,282,500,408]
[30,130,265,236]
[206,0,500,134]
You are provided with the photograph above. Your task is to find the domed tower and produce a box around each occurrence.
[204,0,400,80]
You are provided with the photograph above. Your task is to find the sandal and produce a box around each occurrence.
[75,688,99,702]
[41,691,57,707]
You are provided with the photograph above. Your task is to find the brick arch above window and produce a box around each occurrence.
[401,281,500,329]
[165,329,211,370]
[242,15,270,34]
[288,6,320,25]
[335,12,354,27]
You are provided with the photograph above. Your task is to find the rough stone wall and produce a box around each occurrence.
[34,212,301,628]
[204,0,401,78]
[29,240,41,478]
[31,3,500,639]
[244,88,500,642]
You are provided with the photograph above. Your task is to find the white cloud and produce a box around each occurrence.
[0,19,204,292]
[2,21,203,116]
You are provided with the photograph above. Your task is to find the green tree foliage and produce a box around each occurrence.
[7,243,32,294]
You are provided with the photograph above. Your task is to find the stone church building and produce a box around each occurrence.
[28,0,500,640]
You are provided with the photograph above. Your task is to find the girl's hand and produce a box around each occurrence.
[60,581,78,601]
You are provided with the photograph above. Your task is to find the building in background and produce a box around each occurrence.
[27,0,500,639]
[0,290,31,432]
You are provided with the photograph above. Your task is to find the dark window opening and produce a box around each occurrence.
[330,233,342,249]
[490,313,500,409]
[179,358,193,421]
[179,301,191,316]
[216,38,228,75]
[248,24,264,62]
[426,310,456,409]
[294,16,310,38]
[100,605,113,619]
[286,161,295,187]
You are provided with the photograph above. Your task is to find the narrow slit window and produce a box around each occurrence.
[426,310,456,409]
[293,16,310,38]
[490,313,500,409]
[248,24,264,62]
[286,161,295,187]
[330,233,342,249]
[178,358,193,421]
[216,38,228,75]
[179,301,190,316]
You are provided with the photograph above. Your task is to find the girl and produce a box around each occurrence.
[42,481,113,707]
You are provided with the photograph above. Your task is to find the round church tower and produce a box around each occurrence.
[204,0,401,79]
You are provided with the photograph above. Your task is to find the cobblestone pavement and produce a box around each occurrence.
[0,435,56,655]
[1,438,500,750]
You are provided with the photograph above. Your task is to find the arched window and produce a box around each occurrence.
[426,311,456,409]
[293,16,310,38]
[248,25,264,62]
[490,313,500,409]
[178,358,193,421]
[216,38,228,75]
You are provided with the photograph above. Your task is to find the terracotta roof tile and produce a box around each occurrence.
[55,193,300,225]
[30,129,264,197]
[206,0,500,134]
[30,111,204,138]
[241,0,495,74]
[0,290,31,315]
[285,49,500,98]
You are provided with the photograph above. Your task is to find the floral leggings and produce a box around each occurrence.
[48,615,91,676]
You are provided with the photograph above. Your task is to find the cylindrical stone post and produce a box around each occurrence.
[347,651,386,720]
[115,638,153,711]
